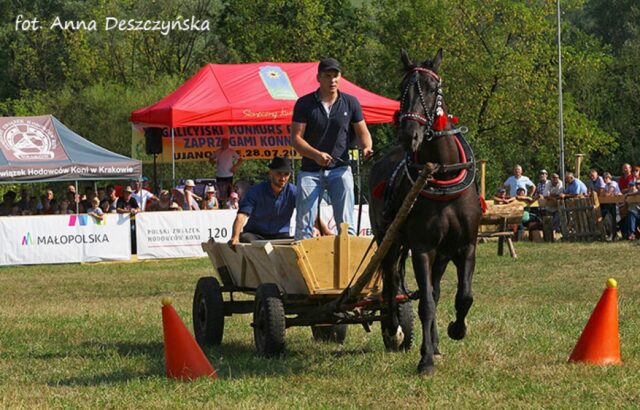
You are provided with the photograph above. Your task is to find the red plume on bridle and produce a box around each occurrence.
[392,110,400,127]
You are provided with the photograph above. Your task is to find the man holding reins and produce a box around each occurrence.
[291,58,373,240]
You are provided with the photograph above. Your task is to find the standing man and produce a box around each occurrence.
[132,179,158,212]
[618,163,634,193]
[503,164,536,198]
[229,157,297,246]
[291,58,373,240]
[209,138,243,204]
[534,169,551,199]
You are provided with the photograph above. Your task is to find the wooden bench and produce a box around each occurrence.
[478,201,525,258]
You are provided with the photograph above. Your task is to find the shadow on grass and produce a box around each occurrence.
[46,341,165,386]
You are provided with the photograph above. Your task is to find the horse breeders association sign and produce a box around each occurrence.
[0,115,141,182]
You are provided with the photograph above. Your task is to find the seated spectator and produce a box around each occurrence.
[618,163,634,193]
[515,187,534,203]
[587,169,605,195]
[0,191,17,216]
[183,179,201,210]
[116,186,140,214]
[534,169,551,199]
[86,197,104,221]
[201,186,219,210]
[493,188,515,204]
[105,185,118,212]
[547,173,564,198]
[621,181,640,240]
[40,191,56,215]
[99,199,111,214]
[601,172,621,240]
[169,202,182,211]
[16,188,29,213]
[150,190,172,212]
[226,192,240,209]
[562,172,588,198]
[634,166,640,184]
[503,164,536,197]
[79,187,96,213]
[229,157,296,246]
[603,172,621,196]
[57,199,74,215]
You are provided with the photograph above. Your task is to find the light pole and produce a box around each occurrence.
[557,0,566,182]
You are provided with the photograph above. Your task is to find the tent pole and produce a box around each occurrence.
[171,128,176,187]
[75,181,79,214]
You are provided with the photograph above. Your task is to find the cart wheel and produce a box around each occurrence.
[253,283,285,357]
[311,324,348,344]
[603,212,616,241]
[192,276,225,348]
[382,300,414,351]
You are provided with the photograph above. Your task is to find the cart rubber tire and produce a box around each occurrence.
[311,324,348,344]
[253,283,285,357]
[382,300,414,351]
[192,276,225,348]
[603,212,615,241]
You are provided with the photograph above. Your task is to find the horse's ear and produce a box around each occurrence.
[400,49,412,71]
[432,48,443,72]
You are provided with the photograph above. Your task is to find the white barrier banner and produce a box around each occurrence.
[317,204,372,237]
[135,210,237,260]
[0,213,132,266]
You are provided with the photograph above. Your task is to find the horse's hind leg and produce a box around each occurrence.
[448,244,476,340]
[412,250,436,375]
[431,253,449,357]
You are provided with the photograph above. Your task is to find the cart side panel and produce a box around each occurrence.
[293,233,379,295]
[243,242,309,294]
[291,236,337,292]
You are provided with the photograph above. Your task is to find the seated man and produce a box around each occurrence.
[229,157,296,246]
[562,172,588,198]
[493,187,515,204]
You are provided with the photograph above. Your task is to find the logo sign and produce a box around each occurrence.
[0,117,68,162]
[259,66,298,100]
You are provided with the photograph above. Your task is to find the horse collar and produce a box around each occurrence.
[391,131,476,200]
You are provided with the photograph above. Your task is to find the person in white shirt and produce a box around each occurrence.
[534,169,552,199]
[209,138,243,202]
[131,180,158,212]
[503,164,535,197]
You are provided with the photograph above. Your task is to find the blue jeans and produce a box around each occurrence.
[622,209,638,238]
[295,166,355,240]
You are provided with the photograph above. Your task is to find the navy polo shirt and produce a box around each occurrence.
[239,181,297,236]
[292,90,364,172]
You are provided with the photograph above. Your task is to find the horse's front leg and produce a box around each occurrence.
[448,244,476,340]
[382,245,403,347]
[430,253,449,357]
[412,250,436,375]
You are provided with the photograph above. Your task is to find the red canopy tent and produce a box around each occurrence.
[130,62,399,127]
[130,62,399,180]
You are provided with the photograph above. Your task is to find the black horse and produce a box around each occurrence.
[369,49,482,375]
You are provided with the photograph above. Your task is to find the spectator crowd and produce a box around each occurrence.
[493,163,640,241]
[0,178,248,217]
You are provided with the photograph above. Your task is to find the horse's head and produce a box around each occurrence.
[396,48,444,153]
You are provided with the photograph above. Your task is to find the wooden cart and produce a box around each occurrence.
[193,224,414,356]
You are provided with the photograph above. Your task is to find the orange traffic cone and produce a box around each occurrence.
[161,297,218,380]
[569,278,622,365]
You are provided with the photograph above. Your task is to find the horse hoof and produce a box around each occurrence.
[384,325,405,349]
[447,320,468,340]
[417,362,435,376]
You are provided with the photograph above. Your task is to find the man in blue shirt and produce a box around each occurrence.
[229,157,296,246]
[291,58,373,240]
[562,172,588,198]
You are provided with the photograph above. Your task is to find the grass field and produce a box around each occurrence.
[1,241,639,409]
